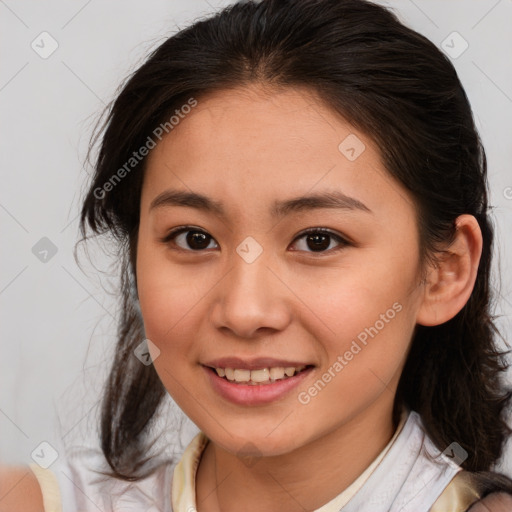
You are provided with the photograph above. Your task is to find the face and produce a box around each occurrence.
[136,84,426,457]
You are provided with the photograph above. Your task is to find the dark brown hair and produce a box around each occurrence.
[79,0,512,489]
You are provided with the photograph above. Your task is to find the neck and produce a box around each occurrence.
[195,397,399,512]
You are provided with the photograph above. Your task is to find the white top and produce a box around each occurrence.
[29,409,462,512]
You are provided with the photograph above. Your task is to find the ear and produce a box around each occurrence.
[416,214,483,327]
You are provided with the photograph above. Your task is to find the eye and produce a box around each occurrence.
[161,226,218,251]
[161,226,350,254]
[290,228,350,254]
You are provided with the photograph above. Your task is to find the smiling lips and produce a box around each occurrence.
[203,357,312,386]
[203,360,314,405]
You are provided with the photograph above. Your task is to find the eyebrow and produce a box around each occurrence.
[149,189,372,217]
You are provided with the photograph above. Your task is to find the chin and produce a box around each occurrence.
[208,425,308,459]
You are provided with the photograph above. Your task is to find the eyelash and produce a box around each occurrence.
[160,226,351,255]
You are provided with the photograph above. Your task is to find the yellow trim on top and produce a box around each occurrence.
[28,463,62,512]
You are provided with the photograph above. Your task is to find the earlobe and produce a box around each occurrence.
[416,214,483,327]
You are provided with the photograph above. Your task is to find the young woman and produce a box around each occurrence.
[2,0,512,510]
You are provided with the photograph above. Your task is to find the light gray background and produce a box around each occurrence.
[1,0,511,476]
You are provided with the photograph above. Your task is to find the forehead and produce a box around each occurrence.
[155,84,353,156]
[142,84,413,218]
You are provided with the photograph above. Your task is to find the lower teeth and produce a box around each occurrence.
[228,379,287,385]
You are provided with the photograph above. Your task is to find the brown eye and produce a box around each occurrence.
[291,228,349,254]
[162,227,218,251]
[184,231,212,250]
[305,232,331,251]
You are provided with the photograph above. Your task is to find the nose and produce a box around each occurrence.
[209,248,292,339]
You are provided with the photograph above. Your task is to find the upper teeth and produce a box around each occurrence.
[215,366,306,384]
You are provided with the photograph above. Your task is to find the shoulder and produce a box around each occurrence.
[0,465,44,512]
[468,492,512,512]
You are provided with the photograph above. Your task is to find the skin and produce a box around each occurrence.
[136,83,483,512]
[469,493,512,512]
[0,466,44,512]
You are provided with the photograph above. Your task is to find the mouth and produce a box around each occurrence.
[205,365,313,385]
[202,361,315,406]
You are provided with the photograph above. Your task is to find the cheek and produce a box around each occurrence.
[139,282,198,351]
[289,252,419,395]
[137,259,207,409]
[290,249,417,342]
[136,246,198,357]
[294,290,413,418]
